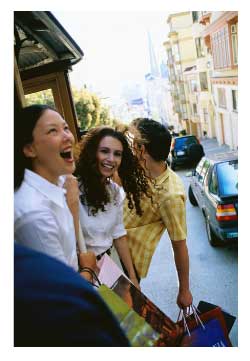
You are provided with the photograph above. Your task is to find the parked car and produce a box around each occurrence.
[188,152,238,246]
[168,135,204,170]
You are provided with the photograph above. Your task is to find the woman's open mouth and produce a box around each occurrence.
[60,150,74,163]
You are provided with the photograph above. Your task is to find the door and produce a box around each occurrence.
[193,159,210,208]
[219,113,225,144]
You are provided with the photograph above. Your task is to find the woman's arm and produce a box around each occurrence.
[64,175,80,242]
[113,235,140,289]
[64,175,98,274]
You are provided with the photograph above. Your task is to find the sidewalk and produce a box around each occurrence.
[200,137,232,156]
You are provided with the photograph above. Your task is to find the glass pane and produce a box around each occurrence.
[25,89,55,107]
[209,167,218,194]
[175,136,198,149]
[217,160,238,196]
[198,159,210,183]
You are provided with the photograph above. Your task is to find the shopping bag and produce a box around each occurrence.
[197,301,236,334]
[178,305,232,347]
[96,253,129,288]
[112,275,183,346]
[98,284,160,346]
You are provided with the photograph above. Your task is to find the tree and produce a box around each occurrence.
[25,89,55,107]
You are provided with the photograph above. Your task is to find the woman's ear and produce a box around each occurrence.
[23,143,36,158]
[140,144,147,157]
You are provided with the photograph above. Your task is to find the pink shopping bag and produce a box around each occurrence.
[96,253,128,288]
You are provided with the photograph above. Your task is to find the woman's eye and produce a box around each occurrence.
[64,126,70,132]
[48,128,57,134]
[115,152,122,157]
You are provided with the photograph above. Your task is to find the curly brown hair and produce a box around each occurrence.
[75,126,150,216]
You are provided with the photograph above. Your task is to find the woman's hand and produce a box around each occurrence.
[79,251,97,270]
[79,251,99,282]
[177,289,193,310]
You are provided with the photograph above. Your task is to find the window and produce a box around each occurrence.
[193,103,198,116]
[25,89,55,107]
[231,23,238,65]
[217,160,238,196]
[173,43,180,62]
[203,108,209,122]
[218,88,227,108]
[195,37,205,58]
[192,11,199,23]
[232,90,238,112]
[198,160,210,184]
[211,26,231,69]
[199,72,208,91]
[196,158,205,176]
[190,79,198,92]
[209,167,218,195]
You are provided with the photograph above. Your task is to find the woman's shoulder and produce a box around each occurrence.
[109,180,126,202]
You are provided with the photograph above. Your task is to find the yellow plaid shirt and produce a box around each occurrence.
[124,167,187,278]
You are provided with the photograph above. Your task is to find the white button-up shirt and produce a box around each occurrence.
[79,181,126,256]
[14,169,78,271]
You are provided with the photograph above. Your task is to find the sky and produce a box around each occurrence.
[53,11,170,99]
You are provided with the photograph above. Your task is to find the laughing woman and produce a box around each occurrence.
[14,105,95,273]
[74,126,150,288]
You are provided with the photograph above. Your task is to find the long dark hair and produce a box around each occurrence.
[14,104,55,190]
[75,126,150,216]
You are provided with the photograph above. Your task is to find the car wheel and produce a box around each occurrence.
[205,216,220,247]
[188,186,198,206]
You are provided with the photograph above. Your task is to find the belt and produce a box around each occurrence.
[96,246,112,261]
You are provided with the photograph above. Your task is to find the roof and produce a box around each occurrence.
[14,11,84,71]
[205,151,238,163]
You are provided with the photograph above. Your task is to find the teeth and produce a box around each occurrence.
[103,164,113,169]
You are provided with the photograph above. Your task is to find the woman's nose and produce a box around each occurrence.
[63,130,74,143]
[107,152,115,161]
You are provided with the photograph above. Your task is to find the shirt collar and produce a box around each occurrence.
[24,169,67,208]
[155,166,170,185]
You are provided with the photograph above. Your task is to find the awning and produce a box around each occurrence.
[184,65,196,72]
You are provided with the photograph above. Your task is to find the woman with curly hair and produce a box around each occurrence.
[74,126,150,288]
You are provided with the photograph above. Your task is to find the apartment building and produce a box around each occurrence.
[164,11,215,139]
[164,11,238,149]
[202,11,238,149]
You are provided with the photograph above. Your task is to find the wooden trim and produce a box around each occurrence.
[202,12,238,37]
[199,12,212,25]
[211,77,238,85]
[22,71,78,140]
[56,72,78,140]
[14,55,26,108]
[20,60,72,81]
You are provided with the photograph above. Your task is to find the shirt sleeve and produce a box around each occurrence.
[159,194,187,241]
[14,210,68,265]
[112,185,127,240]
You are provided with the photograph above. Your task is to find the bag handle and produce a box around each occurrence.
[80,267,102,287]
[177,305,205,336]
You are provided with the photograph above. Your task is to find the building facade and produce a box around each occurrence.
[164,11,238,149]
[202,11,238,149]
[164,11,215,139]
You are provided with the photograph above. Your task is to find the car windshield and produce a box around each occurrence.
[175,137,198,149]
[217,160,238,196]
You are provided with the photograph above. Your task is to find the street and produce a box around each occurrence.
[140,138,238,346]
